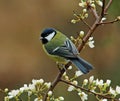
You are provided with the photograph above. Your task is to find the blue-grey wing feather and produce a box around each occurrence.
[52,39,93,74]
[52,39,78,58]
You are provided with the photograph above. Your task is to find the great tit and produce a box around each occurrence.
[40,28,93,74]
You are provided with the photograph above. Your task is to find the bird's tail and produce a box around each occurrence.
[70,57,93,74]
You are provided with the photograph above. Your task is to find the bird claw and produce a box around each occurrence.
[56,62,66,71]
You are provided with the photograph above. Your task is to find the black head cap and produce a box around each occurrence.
[41,28,56,38]
[40,28,56,44]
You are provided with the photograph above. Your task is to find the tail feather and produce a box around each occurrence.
[70,57,93,74]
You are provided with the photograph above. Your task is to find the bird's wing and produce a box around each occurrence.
[52,39,79,58]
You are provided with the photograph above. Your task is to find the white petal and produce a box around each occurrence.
[116,86,120,94]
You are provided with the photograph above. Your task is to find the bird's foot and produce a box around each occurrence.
[56,62,66,71]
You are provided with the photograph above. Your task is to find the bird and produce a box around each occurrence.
[40,28,93,74]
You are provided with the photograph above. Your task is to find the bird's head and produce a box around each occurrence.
[40,28,56,44]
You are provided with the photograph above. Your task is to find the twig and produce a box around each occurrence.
[81,19,92,30]
[98,18,120,25]
[0,89,4,93]
[73,11,91,30]
[101,0,106,18]
[60,79,119,101]
[43,62,72,101]
[104,0,113,13]
[90,7,99,19]
[77,18,100,52]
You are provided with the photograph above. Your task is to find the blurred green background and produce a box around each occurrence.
[0,0,120,100]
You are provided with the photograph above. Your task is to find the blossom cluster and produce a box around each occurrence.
[79,0,103,8]
[66,75,120,101]
[70,31,95,48]
[71,0,103,24]
[4,79,51,101]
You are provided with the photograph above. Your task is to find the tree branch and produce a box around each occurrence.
[104,0,113,13]
[81,19,92,30]
[60,79,119,101]
[101,0,106,18]
[90,7,99,19]
[98,18,120,25]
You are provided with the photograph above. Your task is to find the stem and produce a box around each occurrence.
[43,62,72,101]
[104,0,113,13]
[101,0,106,18]
[60,79,119,101]
[81,19,92,30]
[98,18,119,25]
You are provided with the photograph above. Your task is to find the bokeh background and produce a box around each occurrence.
[0,0,120,100]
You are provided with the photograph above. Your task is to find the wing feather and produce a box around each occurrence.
[52,39,78,58]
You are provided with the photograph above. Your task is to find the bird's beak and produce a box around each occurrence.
[40,37,43,40]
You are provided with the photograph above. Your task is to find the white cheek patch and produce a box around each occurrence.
[45,31,55,41]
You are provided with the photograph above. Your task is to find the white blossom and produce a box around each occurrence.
[8,89,20,99]
[96,0,103,7]
[71,19,76,24]
[89,76,94,83]
[88,37,95,48]
[106,80,111,86]
[63,72,67,76]
[83,9,87,13]
[88,41,95,48]
[84,13,88,18]
[34,98,43,101]
[116,86,120,94]
[89,37,93,41]
[44,82,51,88]
[68,85,75,92]
[32,79,44,85]
[101,99,107,101]
[72,80,78,85]
[20,84,28,92]
[65,76,69,80]
[98,79,104,86]
[75,71,83,77]
[117,16,120,20]
[80,31,85,37]
[101,17,107,22]
[28,84,35,91]
[109,87,116,95]
[95,79,99,85]
[68,66,73,70]
[83,79,88,85]
[58,96,64,100]
[4,88,9,92]
[48,91,53,96]
[79,2,87,7]
[78,92,88,101]
[91,3,96,9]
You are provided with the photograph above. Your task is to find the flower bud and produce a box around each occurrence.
[48,91,53,96]
[79,31,85,37]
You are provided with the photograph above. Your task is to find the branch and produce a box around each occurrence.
[0,89,4,93]
[60,79,119,101]
[104,0,113,13]
[101,0,106,18]
[81,19,92,30]
[98,18,120,25]
[90,7,99,19]
[43,62,72,101]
